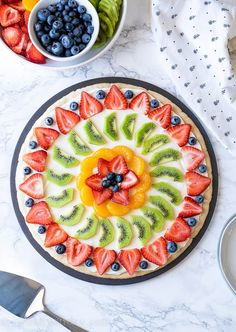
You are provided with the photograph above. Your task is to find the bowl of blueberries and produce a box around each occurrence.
[28,0,99,61]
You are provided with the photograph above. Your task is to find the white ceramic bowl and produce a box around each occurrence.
[28,0,100,62]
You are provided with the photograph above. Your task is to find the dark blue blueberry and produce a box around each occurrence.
[70,101,78,110]
[68,31,74,38]
[65,4,70,10]
[139,260,148,269]
[70,45,80,55]
[68,0,77,8]
[82,13,92,22]
[188,136,197,145]
[62,9,68,16]
[73,26,83,36]
[63,14,72,22]
[53,20,64,30]
[61,35,73,48]
[41,34,51,45]
[85,258,93,267]
[55,244,66,254]
[55,11,62,18]
[25,198,34,208]
[69,10,76,17]
[116,174,123,183]
[48,4,57,13]
[82,33,90,44]
[195,195,204,203]
[171,116,181,125]
[59,33,67,41]
[96,89,106,100]
[56,3,64,11]
[44,25,51,32]
[107,172,115,180]
[23,166,31,175]
[72,17,80,25]
[65,22,74,31]
[38,226,46,234]
[47,14,55,26]
[34,22,42,32]
[150,99,159,108]
[112,184,119,193]
[78,5,86,14]
[45,117,54,126]
[65,49,72,57]
[46,45,52,53]
[37,8,50,22]
[78,43,85,51]
[37,31,44,38]
[60,0,68,5]
[167,241,177,253]
[102,180,110,188]
[29,140,37,149]
[49,29,60,39]
[187,217,197,227]
[111,262,120,271]
[84,20,92,27]
[52,41,64,56]
[124,90,133,99]
[87,25,94,34]
[74,36,81,43]
[198,164,207,173]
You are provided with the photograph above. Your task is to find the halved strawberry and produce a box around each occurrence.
[141,237,167,266]
[111,189,129,205]
[26,201,53,225]
[92,188,112,205]
[85,174,103,191]
[93,247,116,275]
[66,237,92,266]
[104,84,128,110]
[34,127,59,150]
[0,5,21,27]
[181,146,205,171]
[185,171,211,196]
[178,196,202,218]
[120,170,139,190]
[44,224,68,248]
[165,217,191,242]
[23,10,30,25]
[10,1,25,11]
[11,32,29,54]
[108,155,128,175]
[21,24,28,33]
[147,104,172,128]
[118,248,141,275]
[23,150,47,172]
[26,41,46,64]
[2,26,21,47]
[129,92,150,114]
[167,124,191,147]
[19,173,44,199]
[55,107,80,135]
[97,158,109,177]
[80,91,103,119]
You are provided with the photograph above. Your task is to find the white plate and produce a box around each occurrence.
[0,0,127,70]
[218,214,236,295]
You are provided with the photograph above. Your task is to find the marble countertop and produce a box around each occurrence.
[1,1,236,331]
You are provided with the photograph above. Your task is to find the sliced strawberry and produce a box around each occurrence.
[11,32,29,54]
[26,201,53,225]
[93,247,116,275]
[80,91,103,119]
[178,196,202,218]
[129,92,150,114]
[26,41,46,64]
[111,189,129,205]
[167,124,191,147]
[21,24,28,33]
[0,5,21,27]
[165,217,191,242]
[147,104,172,129]
[44,224,68,248]
[118,249,141,275]
[181,146,205,171]
[2,26,21,47]
[3,0,20,3]
[120,170,139,190]
[66,237,92,266]
[19,173,44,199]
[97,158,109,177]
[141,237,168,266]
[108,155,128,175]
[34,127,59,150]
[23,10,30,25]
[104,84,128,110]
[85,174,103,191]
[55,107,80,135]
[10,1,25,11]
[185,171,211,196]
[92,188,112,205]
[23,150,47,172]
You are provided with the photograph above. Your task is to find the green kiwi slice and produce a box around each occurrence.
[135,122,156,147]
[44,169,73,186]
[150,165,184,182]
[84,120,106,145]
[131,215,152,246]
[99,218,115,247]
[149,195,174,220]
[104,112,118,141]
[141,206,165,232]
[68,130,92,156]
[117,217,133,248]
[74,214,99,240]
[121,113,137,140]
[149,148,181,166]
[46,188,74,208]
[52,146,79,168]
[153,182,182,205]
[57,204,85,226]
[142,134,169,154]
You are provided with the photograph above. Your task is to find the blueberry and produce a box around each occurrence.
[37,31,44,38]
[23,166,31,175]
[55,11,62,18]
[84,21,92,27]
[52,41,64,56]
[150,99,159,108]
[71,45,80,55]
[53,20,64,30]
[72,17,80,25]
[73,26,83,36]
[111,262,120,271]
[60,0,68,5]
[46,45,52,53]
[124,90,133,99]
[195,195,204,203]
[34,22,42,32]
[116,174,123,183]
[29,140,37,149]
[107,172,115,180]
[139,260,148,269]
[61,35,73,48]
[48,4,57,13]
[82,33,90,44]
[63,14,72,22]
[56,3,64,11]
[82,13,92,22]
[69,10,76,17]
[25,198,34,207]
[78,43,85,51]
[78,5,86,14]
[70,101,78,110]
[102,180,110,188]
[62,9,68,16]
[171,116,181,125]
[96,89,106,100]
[65,4,70,10]
[198,164,207,173]
[68,0,77,8]
[45,117,54,126]
[74,37,81,43]
[49,29,60,39]
[37,8,50,22]
[65,49,72,57]
[55,244,66,254]
[65,22,74,31]
[38,226,46,234]
[85,258,93,267]
[87,25,94,34]
[47,14,55,26]
[41,34,51,45]
[188,136,197,145]
[167,241,177,253]
[112,184,119,193]
[187,217,197,227]
[44,25,51,32]
[59,33,67,41]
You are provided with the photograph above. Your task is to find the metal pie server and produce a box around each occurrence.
[0,271,88,332]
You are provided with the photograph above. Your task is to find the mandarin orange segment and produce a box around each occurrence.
[80,156,98,173]
[23,0,38,11]
[112,146,134,162]
[128,192,146,209]
[80,185,94,206]
[129,156,146,176]
[106,201,130,216]
[93,148,116,161]
[93,201,111,217]
[132,172,152,193]
[76,172,91,189]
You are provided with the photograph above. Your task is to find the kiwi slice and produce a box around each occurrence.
[142,134,169,154]
[94,30,107,48]
[149,148,181,166]
[44,169,73,186]
[46,188,74,208]
[149,195,174,220]
[135,122,156,147]
[89,0,99,9]
[57,204,85,226]
[131,215,152,246]
[117,217,133,249]
[68,130,92,156]
[104,112,118,141]
[53,146,79,168]
[84,120,106,145]
[99,1,118,29]
[150,165,184,182]
[98,12,114,38]
[121,113,137,140]
[153,182,182,205]
[74,214,99,240]
[99,218,115,247]
[141,206,165,232]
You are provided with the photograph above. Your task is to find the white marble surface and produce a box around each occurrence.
[0,1,236,331]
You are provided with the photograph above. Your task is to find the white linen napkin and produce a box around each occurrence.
[151,0,236,156]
